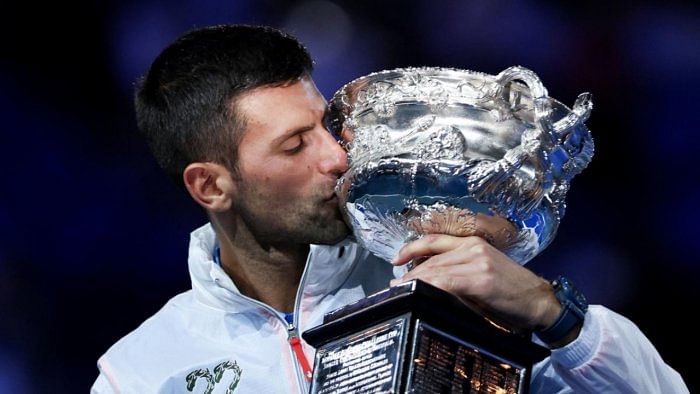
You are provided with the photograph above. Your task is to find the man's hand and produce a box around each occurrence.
[390,234,562,332]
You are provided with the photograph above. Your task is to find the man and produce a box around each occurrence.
[92,24,688,393]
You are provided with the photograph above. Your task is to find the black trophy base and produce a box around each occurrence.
[302,280,549,394]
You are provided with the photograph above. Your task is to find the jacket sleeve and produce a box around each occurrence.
[90,372,117,394]
[530,305,688,393]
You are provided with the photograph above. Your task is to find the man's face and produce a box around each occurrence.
[231,77,350,246]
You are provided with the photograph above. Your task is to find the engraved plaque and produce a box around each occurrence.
[406,322,524,393]
[303,280,548,393]
[310,316,408,394]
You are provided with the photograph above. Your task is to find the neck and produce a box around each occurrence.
[213,219,309,313]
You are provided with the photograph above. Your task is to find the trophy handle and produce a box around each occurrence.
[494,66,558,145]
[494,66,549,113]
[494,66,595,180]
[469,67,595,221]
[494,68,595,220]
[551,93,595,181]
[546,92,595,219]
[465,66,555,219]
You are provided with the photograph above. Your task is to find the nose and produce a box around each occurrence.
[318,126,349,175]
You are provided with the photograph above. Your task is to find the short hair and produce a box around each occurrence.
[134,24,313,186]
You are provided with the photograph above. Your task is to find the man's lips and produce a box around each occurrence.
[322,185,339,201]
[322,191,341,210]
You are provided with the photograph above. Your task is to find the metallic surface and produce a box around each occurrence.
[330,66,594,264]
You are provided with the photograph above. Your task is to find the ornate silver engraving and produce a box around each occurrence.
[331,66,594,264]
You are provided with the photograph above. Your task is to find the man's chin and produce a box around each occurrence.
[310,219,351,245]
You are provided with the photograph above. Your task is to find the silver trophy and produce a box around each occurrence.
[330,66,594,265]
[304,66,593,393]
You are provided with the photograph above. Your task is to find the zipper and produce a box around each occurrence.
[288,322,313,383]
[289,249,315,391]
[214,248,315,393]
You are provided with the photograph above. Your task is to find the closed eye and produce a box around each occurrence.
[282,135,305,154]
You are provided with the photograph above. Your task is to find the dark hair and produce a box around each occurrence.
[135,24,313,186]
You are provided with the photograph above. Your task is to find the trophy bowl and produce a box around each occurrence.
[329,66,594,264]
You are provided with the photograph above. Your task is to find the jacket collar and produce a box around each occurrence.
[187,223,362,314]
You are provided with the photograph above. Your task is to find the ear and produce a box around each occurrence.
[183,162,235,212]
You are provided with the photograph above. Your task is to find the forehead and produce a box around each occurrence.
[235,78,326,136]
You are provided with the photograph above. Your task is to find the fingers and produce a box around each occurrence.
[394,247,483,283]
[391,270,460,295]
[390,256,481,289]
[388,233,560,331]
[392,234,487,266]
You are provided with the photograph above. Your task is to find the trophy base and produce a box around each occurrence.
[302,280,549,393]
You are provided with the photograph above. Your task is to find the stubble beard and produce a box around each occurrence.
[235,187,350,248]
[303,199,351,245]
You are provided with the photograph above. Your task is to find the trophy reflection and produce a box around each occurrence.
[303,66,594,393]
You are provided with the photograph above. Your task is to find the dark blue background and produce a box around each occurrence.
[2,1,698,392]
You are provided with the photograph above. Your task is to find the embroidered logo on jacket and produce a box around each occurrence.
[185,360,242,394]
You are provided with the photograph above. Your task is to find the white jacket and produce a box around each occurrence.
[92,224,688,393]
